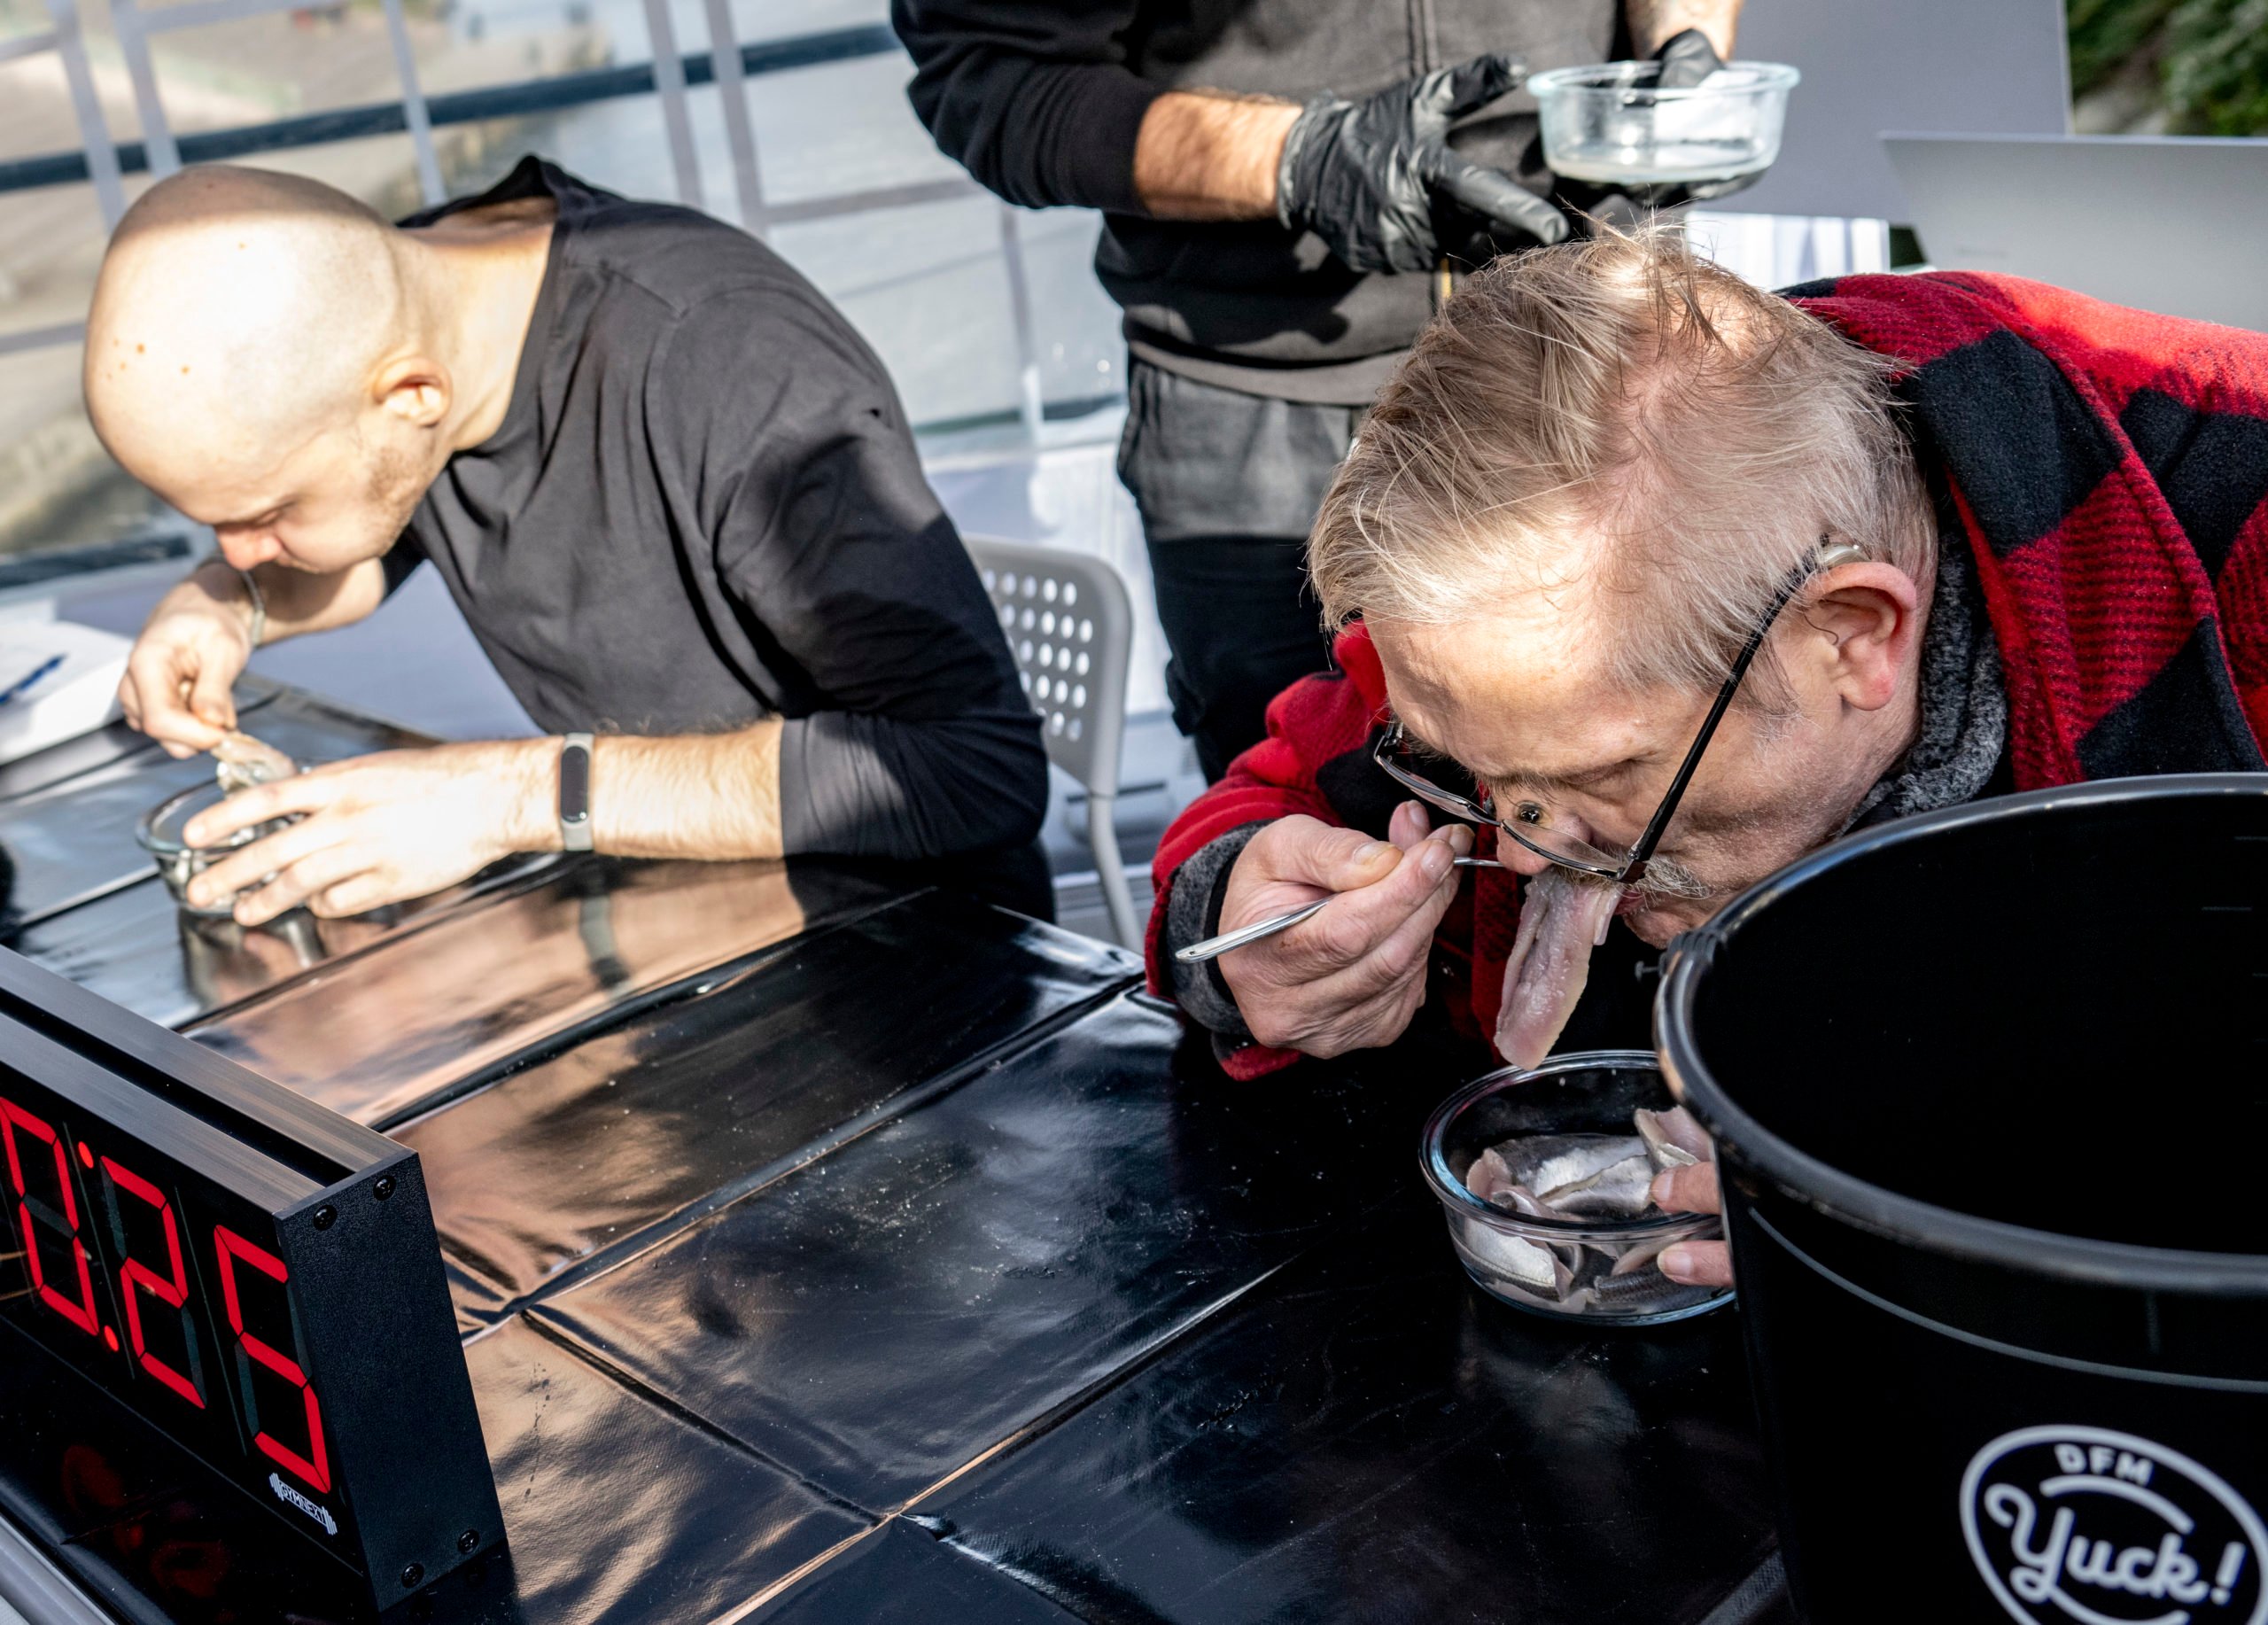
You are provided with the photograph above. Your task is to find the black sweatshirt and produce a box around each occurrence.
[392,158,1046,860]
[896,0,1619,402]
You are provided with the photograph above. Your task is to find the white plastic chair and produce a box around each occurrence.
[964,536,1138,949]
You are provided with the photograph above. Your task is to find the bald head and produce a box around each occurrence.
[77,162,569,576]
[86,167,410,486]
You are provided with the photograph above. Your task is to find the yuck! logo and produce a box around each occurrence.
[1962,1427,2266,1625]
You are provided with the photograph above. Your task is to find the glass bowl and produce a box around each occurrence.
[135,781,297,919]
[1420,1050,1734,1326]
[1528,60,1799,194]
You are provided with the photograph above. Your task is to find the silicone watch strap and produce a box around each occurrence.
[558,732,594,852]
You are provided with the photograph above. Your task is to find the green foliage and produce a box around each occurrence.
[2161,0,2268,135]
[2067,0,2268,133]
[2067,0,2181,97]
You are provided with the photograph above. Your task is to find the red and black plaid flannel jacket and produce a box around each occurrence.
[1146,272,2268,1078]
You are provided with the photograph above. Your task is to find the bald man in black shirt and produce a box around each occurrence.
[90,157,1046,926]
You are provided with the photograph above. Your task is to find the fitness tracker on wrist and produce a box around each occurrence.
[558,732,594,852]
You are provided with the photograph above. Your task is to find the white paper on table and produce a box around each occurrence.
[0,619,131,766]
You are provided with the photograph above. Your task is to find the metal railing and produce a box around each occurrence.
[0,0,125,219]
[0,7,1117,586]
[0,16,1031,425]
[0,18,903,197]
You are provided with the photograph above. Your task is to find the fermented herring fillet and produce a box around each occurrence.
[1495,868,1620,1071]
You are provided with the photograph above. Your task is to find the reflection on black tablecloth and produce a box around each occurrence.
[0,688,1781,1625]
[922,1188,1773,1625]
[531,994,1400,1509]
[411,890,1138,1320]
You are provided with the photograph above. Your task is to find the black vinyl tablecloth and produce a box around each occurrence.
[0,687,1785,1625]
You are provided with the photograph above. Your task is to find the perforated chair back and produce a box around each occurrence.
[964,536,1138,947]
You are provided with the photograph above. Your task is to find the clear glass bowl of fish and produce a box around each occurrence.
[1420,1050,1733,1325]
[1528,60,1798,200]
[135,781,295,919]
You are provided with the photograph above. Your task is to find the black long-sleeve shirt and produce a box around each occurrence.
[393,159,1046,860]
[894,0,1162,217]
[896,0,1619,401]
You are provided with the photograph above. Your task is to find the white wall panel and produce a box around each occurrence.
[1728,0,2070,221]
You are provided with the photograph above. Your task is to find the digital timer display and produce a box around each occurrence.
[0,947,501,1605]
[1,1065,346,1537]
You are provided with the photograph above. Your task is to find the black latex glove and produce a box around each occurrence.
[1651,27,1725,89]
[1644,29,1761,206]
[1276,52,1569,275]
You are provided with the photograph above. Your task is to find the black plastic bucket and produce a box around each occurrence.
[1656,774,2268,1625]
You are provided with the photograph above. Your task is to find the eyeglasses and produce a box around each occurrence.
[1371,540,1866,885]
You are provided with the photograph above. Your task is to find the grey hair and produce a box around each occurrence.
[1309,222,1933,699]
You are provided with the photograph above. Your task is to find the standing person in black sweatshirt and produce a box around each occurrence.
[895,0,1745,781]
[89,158,1052,925]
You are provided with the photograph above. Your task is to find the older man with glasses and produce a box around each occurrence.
[1146,225,2268,1288]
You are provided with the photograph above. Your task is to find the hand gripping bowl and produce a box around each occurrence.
[135,780,297,919]
[1527,59,1799,198]
[1421,1050,1732,1326]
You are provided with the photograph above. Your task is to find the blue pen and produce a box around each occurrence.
[0,653,66,707]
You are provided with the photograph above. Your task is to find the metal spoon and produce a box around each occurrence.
[1173,855,1504,964]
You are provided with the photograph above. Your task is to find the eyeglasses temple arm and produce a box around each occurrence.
[1618,571,1808,881]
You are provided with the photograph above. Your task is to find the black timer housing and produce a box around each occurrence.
[0,946,501,1604]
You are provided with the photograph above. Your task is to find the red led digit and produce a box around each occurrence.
[212,1225,330,1494]
[0,1095,101,1336]
[99,1157,206,1410]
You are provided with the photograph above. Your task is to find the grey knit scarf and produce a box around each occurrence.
[1846,539,2008,831]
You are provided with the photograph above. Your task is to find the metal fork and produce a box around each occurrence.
[1173,855,1504,963]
